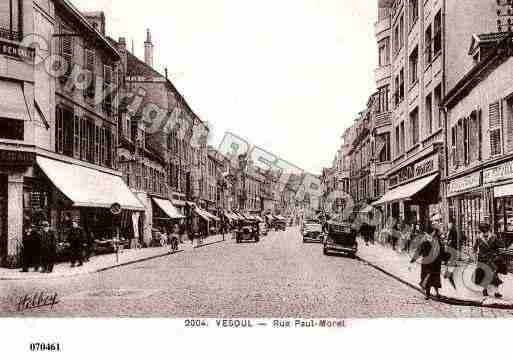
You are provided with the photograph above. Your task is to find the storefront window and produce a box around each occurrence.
[458,192,484,255]
[495,197,513,234]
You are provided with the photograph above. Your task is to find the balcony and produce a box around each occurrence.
[375,16,391,37]
[0,27,22,42]
[374,65,391,87]
[375,111,391,128]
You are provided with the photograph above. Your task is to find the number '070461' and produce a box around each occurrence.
[29,343,61,352]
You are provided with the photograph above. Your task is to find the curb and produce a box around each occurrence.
[0,250,183,281]
[356,255,513,310]
[194,238,227,249]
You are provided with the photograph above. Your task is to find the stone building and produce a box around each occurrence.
[0,0,144,266]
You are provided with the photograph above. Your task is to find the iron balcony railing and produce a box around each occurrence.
[0,27,22,42]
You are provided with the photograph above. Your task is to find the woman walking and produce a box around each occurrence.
[473,222,506,298]
[410,224,446,300]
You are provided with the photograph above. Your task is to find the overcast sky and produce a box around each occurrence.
[73,0,378,174]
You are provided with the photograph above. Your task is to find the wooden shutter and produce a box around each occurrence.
[469,111,478,163]
[84,49,96,98]
[506,98,513,153]
[457,119,464,167]
[60,26,74,80]
[489,102,502,156]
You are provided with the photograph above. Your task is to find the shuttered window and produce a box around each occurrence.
[451,126,458,168]
[489,102,502,156]
[506,97,513,154]
[457,119,464,166]
[103,65,113,114]
[84,49,96,98]
[60,26,74,81]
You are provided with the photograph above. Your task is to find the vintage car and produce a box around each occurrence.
[323,220,358,257]
[235,222,260,243]
[302,220,323,243]
[273,216,287,231]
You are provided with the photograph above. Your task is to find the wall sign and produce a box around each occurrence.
[0,40,35,61]
[390,154,439,188]
[0,150,35,165]
[448,172,481,195]
[484,160,513,184]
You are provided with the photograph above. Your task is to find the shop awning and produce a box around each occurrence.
[36,156,145,211]
[372,174,439,206]
[153,198,186,219]
[194,208,220,221]
[0,80,31,121]
[495,183,513,198]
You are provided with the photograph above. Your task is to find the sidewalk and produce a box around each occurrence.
[357,239,513,309]
[0,234,229,281]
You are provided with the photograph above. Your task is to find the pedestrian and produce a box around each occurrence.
[391,218,400,251]
[401,222,412,253]
[40,221,57,273]
[68,219,85,267]
[473,222,506,298]
[21,223,39,273]
[83,229,95,262]
[446,221,458,252]
[410,223,446,300]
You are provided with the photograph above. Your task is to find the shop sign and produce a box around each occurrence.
[0,40,35,62]
[391,154,439,187]
[483,161,513,184]
[0,150,35,165]
[448,172,481,195]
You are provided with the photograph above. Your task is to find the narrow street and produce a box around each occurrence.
[2,228,512,318]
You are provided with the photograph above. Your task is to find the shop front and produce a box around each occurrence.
[152,197,186,233]
[484,160,513,248]
[373,152,441,229]
[447,170,486,256]
[34,156,145,254]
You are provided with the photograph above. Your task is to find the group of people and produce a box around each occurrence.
[154,223,182,252]
[407,221,508,300]
[21,218,91,273]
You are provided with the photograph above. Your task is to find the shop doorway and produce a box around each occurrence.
[0,174,7,262]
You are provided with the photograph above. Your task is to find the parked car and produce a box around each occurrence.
[302,220,323,243]
[323,220,358,258]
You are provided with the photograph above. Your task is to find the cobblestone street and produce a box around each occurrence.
[2,227,513,318]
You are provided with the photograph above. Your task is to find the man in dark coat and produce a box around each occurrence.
[68,219,85,267]
[21,224,40,272]
[40,221,57,273]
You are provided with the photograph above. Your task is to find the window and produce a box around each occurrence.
[489,102,503,157]
[399,15,404,48]
[377,85,389,113]
[55,106,74,157]
[451,125,458,167]
[393,23,400,54]
[84,49,96,99]
[425,25,432,65]
[73,115,81,158]
[426,93,433,135]
[433,84,442,129]
[395,125,400,156]
[0,0,22,41]
[103,65,113,114]
[410,107,419,146]
[434,11,442,55]
[409,0,418,28]
[409,46,418,85]
[378,133,391,163]
[400,121,405,154]
[378,38,390,66]
[0,118,23,140]
[399,68,405,102]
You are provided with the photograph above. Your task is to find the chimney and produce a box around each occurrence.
[118,37,128,76]
[144,28,154,67]
[83,11,106,35]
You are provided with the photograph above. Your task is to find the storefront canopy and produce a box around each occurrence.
[37,156,145,211]
[153,198,186,219]
[194,207,220,222]
[372,174,439,207]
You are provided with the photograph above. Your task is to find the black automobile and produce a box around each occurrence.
[323,220,358,258]
[302,220,323,243]
[235,222,260,243]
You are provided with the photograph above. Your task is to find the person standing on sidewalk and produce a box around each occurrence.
[68,219,85,267]
[410,224,446,300]
[473,222,506,298]
[21,223,40,273]
[40,221,57,273]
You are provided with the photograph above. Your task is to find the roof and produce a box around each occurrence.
[443,33,513,109]
[54,0,119,60]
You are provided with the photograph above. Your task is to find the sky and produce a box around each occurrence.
[73,0,378,175]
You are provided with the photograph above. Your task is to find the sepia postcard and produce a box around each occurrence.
[1,0,513,357]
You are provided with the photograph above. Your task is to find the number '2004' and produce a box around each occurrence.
[29,343,61,352]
